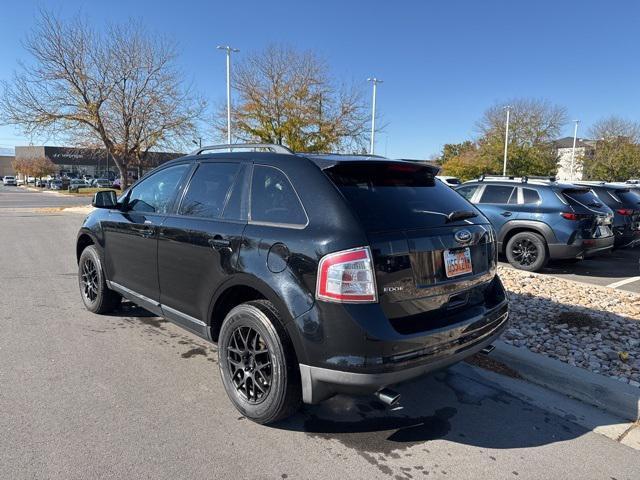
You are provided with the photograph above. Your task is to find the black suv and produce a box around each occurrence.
[76,144,508,424]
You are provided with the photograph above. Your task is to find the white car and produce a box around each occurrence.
[2,176,17,186]
[436,175,462,187]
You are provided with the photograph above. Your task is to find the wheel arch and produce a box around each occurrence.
[76,231,97,263]
[207,274,306,344]
[498,220,555,255]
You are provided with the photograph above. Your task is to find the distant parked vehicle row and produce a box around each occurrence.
[455,176,618,271]
[573,182,640,248]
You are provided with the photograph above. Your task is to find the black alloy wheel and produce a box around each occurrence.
[505,231,548,272]
[511,238,539,267]
[80,256,99,303]
[218,300,301,424]
[226,325,273,404]
[77,245,121,314]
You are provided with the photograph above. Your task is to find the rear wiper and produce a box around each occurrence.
[447,210,478,222]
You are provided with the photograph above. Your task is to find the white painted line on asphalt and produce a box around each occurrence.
[607,276,640,289]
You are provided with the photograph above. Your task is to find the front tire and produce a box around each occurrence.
[78,245,121,314]
[506,231,548,272]
[218,300,301,424]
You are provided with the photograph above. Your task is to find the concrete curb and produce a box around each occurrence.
[489,340,640,422]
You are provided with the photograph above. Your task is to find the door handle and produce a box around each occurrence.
[208,236,231,250]
[133,226,154,238]
[501,211,513,217]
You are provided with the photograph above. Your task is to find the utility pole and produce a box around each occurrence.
[502,105,511,176]
[217,45,240,145]
[571,120,580,180]
[367,77,383,155]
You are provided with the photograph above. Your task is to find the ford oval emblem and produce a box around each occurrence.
[454,229,472,244]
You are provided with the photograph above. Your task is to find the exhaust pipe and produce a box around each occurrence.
[480,344,495,355]
[374,388,401,407]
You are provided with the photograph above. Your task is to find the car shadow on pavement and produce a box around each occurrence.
[272,295,640,460]
[273,365,591,457]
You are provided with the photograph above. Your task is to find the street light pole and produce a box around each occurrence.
[502,105,511,176]
[367,77,383,155]
[570,120,580,181]
[217,45,240,145]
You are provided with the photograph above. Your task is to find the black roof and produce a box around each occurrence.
[167,150,440,174]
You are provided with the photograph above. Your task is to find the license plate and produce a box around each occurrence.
[444,247,473,278]
[597,226,611,237]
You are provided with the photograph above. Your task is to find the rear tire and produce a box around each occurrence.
[78,245,121,314]
[505,231,548,272]
[218,300,301,424]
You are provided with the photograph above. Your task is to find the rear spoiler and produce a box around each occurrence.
[397,159,441,175]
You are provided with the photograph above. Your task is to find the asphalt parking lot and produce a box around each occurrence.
[1,186,640,479]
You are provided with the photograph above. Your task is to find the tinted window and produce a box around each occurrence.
[522,188,541,204]
[325,162,482,230]
[479,185,516,204]
[222,164,248,221]
[562,188,603,207]
[179,162,240,219]
[251,166,307,226]
[609,188,640,207]
[127,164,189,214]
[456,185,478,200]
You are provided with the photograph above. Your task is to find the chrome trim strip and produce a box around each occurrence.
[162,304,207,327]
[109,281,160,307]
[108,281,206,327]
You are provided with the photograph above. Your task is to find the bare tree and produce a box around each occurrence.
[477,98,568,146]
[217,45,371,152]
[0,11,204,188]
[589,116,640,142]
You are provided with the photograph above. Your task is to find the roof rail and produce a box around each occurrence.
[525,175,557,182]
[478,174,516,182]
[190,143,295,155]
[478,174,556,183]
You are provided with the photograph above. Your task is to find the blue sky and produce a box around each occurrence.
[1,0,639,158]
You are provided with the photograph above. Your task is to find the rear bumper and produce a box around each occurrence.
[583,235,615,257]
[548,235,615,259]
[297,295,509,404]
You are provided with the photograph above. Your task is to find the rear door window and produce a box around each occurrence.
[478,185,516,204]
[522,188,541,204]
[178,162,240,219]
[324,161,482,231]
[250,165,307,226]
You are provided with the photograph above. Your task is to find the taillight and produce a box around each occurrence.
[316,247,377,303]
[616,209,634,216]
[561,212,589,221]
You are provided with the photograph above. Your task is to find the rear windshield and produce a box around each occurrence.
[562,188,603,208]
[324,162,483,231]
[607,188,640,207]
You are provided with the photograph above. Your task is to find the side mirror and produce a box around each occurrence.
[92,190,118,209]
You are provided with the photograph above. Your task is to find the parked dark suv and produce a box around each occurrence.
[456,176,615,271]
[573,182,640,248]
[76,144,509,424]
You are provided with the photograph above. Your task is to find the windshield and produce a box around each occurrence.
[325,162,484,231]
